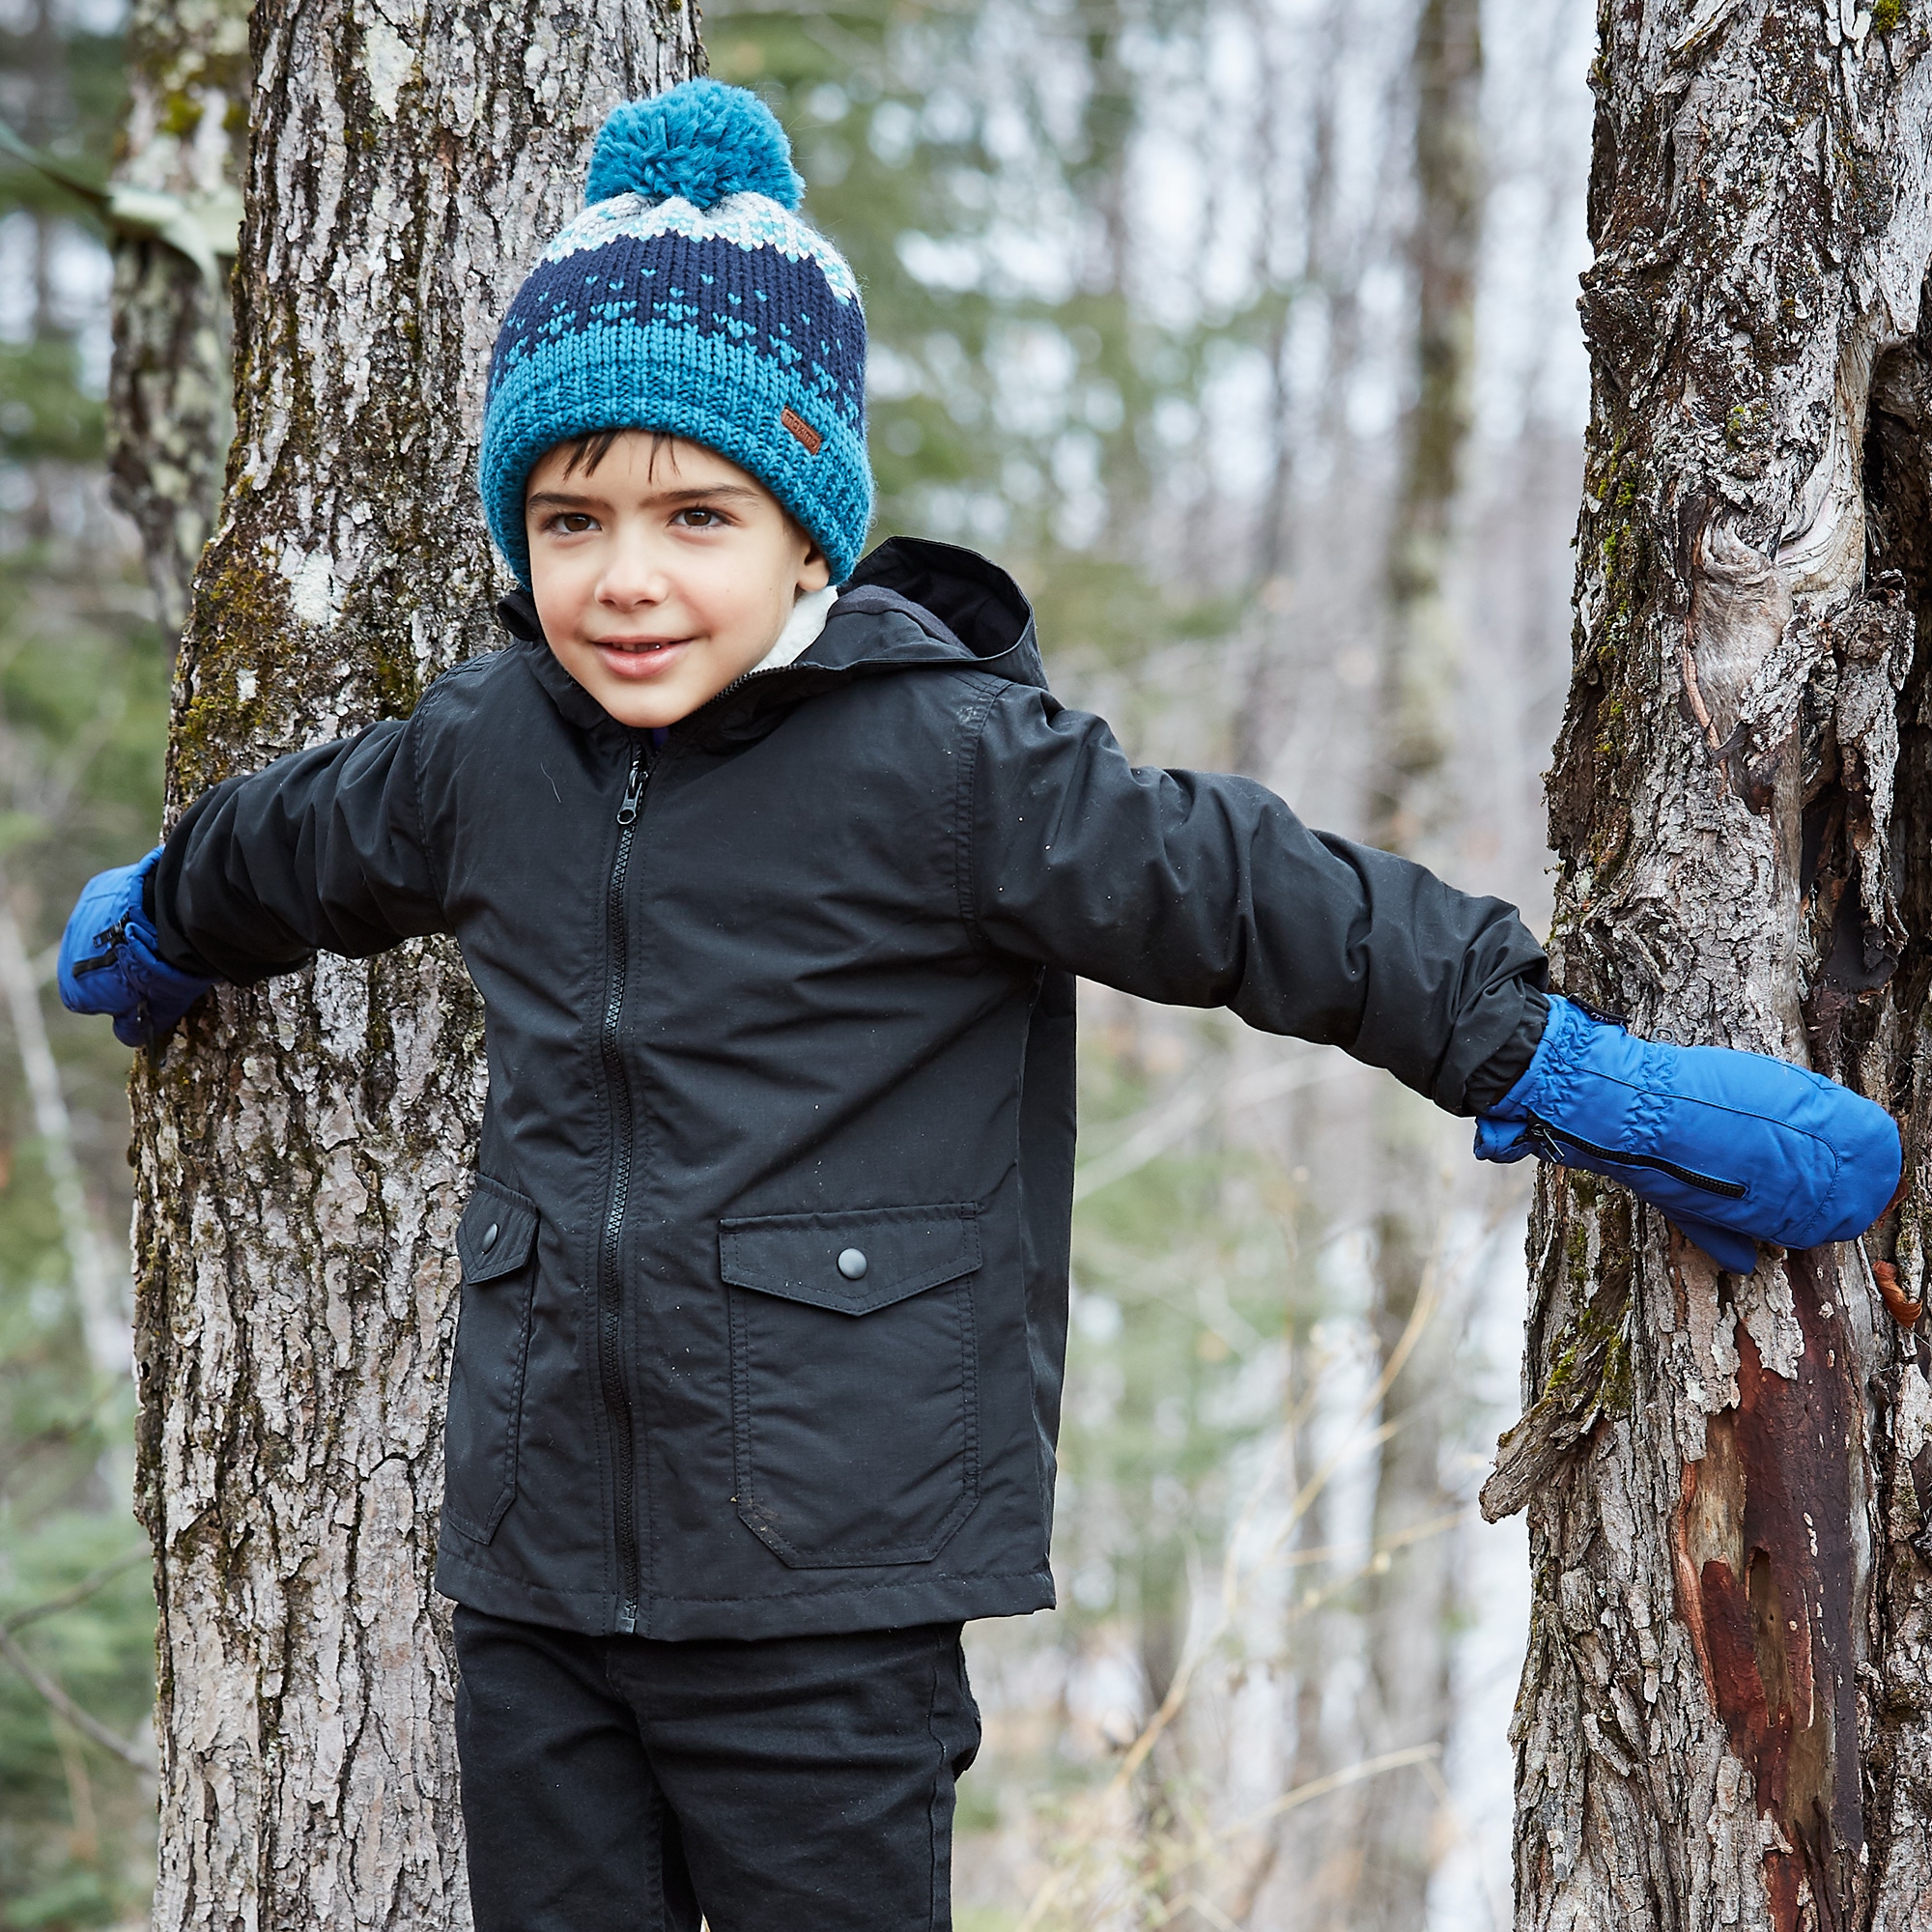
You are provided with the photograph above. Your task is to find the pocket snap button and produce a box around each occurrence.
[481,1223,499,1252]
[837,1247,868,1281]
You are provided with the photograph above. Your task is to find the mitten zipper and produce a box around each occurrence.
[1566,994,1629,1028]
[73,913,133,976]
[1524,1112,1747,1198]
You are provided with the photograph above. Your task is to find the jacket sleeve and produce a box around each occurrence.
[964,684,1548,1116]
[151,710,448,984]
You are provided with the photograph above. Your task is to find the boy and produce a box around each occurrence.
[60,79,1898,1932]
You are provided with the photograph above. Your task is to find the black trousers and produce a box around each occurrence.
[453,1606,981,1932]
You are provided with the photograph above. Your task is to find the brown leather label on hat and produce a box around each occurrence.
[781,407,823,455]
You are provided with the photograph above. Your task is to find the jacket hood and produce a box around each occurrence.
[833,536,1045,687]
[494,536,1047,742]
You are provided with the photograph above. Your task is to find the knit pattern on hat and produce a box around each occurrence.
[481,79,871,586]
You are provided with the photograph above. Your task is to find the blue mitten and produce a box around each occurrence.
[1474,993,1902,1275]
[57,847,214,1047]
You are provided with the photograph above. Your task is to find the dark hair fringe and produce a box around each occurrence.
[550,427,679,479]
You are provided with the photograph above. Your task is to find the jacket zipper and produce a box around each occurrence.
[707,660,791,708]
[600,746,647,1632]
[1525,1111,1746,1199]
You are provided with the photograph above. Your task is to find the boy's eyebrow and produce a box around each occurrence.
[650,484,765,504]
[526,489,610,510]
[526,484,766,508]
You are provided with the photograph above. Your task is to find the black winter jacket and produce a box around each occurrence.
[153,539,1548,1640]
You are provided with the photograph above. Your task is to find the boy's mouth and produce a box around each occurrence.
[589,637,690,680]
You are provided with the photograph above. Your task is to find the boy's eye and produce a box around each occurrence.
[549,513,597,535]
[675,506,724,528]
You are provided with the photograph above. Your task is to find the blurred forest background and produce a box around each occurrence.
[0,0,1593,1923]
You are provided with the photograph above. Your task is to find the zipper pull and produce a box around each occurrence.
[616,754,644,826]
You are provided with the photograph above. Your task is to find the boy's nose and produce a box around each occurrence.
[596,541,670,608]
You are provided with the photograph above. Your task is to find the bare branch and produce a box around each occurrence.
[0,1548,148,1638]
[0,1622,155,1778]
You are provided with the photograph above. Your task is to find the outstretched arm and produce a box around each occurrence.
[60,711,448,1043]
[963,683,1898,1274]
[149,714,447,983]
[963,682,1548,1115]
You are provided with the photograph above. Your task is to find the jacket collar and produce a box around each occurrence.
[494,535,1046,746]
[497,596,620,735]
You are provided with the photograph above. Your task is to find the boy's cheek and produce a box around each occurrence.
[526,556,586,645]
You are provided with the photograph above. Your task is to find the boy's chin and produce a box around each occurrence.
[594,686,697,730]
[556,643,733,730]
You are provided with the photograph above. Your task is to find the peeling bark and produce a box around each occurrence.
[1489,1,1932,1925]
[126,4,702,1925]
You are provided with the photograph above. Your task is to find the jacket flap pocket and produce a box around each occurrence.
[459,1176,539,1284]
[720,1203,980,1317]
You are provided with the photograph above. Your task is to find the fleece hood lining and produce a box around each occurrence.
[750,583,838,675]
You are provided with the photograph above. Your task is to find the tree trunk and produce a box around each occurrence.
[1231,0,1350,782]
[1482,5,1932,1927]
[1367,0,1482,863]
[1351,0,1483,1921]
[127,3,701,1924]
[108,0,249,642]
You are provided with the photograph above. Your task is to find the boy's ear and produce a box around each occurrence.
[797,542,831,595]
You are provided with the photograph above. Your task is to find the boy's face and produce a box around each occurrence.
[525,433,831,730]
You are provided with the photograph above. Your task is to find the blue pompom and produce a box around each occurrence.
[585,79,804,213]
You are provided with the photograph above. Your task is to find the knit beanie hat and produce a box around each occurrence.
[480,80,871,587]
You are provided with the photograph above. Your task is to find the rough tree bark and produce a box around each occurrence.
[1480,2,1932,1927]
[1350,0,1483,1920]
[126,3,701,1925]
